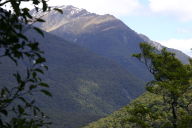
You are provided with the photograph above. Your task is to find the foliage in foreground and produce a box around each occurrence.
[83,93,159,128]
[84,43,192,128]
[0,1,62,127]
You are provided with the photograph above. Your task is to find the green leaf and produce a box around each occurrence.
[13,73,22,83]
[22,8,32,19]
[18,97,27,103]
[11,1,20,15]
[18,33,28,41]
[29,85,37,90]
[18,105,24,114]
[53,8,63,14]
[28,42,39,50]
[36,57,46,64]
[39,82,49,88]
[42,0,48,11]
[0,109,8,116]
[35,68,44,74]
[33,0,40,5]
[41,90,52,97]
[33,27,44,37]
[44,65,48,70]
[36,18,45,22]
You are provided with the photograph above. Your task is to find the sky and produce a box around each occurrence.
[46,0,192,57]
[5,0,191,56]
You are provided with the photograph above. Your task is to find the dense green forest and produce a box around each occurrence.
[84,43,192,128]
[1,0,191,128]
[83,93,159,128]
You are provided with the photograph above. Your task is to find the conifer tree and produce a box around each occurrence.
[129,43,192,128]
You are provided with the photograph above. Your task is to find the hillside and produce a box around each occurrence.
[0,30,145,128]
[33,5,190,82]
[83,92,159,128]
[1,3,191,128]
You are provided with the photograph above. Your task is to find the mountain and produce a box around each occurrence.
[139,34,190,64]
[0,29,145,128]
[33,5,190,81]
[1,5,187,127]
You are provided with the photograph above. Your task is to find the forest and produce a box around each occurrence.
[0,0,192,128]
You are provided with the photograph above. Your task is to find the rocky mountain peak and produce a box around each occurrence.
[56,5,93,17]
[32,5,190,65]
[32,5,117,33]
[31,5,96,19]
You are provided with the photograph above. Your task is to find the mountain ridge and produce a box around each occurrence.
[32,5,190,82]
[32,5,189,60]
[22,6,191,127]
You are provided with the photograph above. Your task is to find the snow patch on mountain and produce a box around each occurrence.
[31,5,94,19]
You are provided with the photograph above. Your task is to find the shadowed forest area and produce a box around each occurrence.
[0,1,192,128]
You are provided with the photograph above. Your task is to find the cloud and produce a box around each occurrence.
[48,0,142,16]
[148,0,192,21]
[158,38,192,57]
[176,28,192,34]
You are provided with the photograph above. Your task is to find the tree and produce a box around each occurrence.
[127,43,192,128]
[0,1,62,127]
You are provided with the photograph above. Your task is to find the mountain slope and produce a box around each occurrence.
[83,92,157,128]
[139,34,190,64]
[33,5,190,81]
[0,30,145,128]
